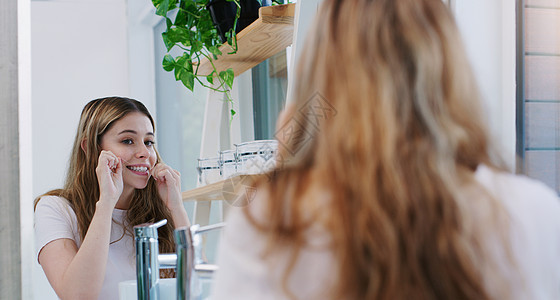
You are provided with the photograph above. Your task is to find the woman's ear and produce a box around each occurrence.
[80,139,87,153]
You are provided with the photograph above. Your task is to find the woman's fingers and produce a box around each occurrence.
[151,163,180,184]
[95,151,123,205]
[98,150,119,172]
[152,162,183,211]
[113,158,123,177]
[155,169,176,185]
[97,150,122,179]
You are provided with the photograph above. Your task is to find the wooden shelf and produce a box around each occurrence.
[182,174,260,205]
[197,3,296,77]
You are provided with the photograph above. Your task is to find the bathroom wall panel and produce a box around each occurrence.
[525,102,560,149]
[525,8,560,54]
[525,150,560,192]
[526,0,560,8]
[524,56,560,101]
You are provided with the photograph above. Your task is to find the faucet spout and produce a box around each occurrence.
[174,223,225,300]
[134,219,168,300]
[134,220,224,300]
[158,253,178,269]
[174,227,194,300]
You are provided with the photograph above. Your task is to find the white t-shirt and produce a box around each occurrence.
[35,195,136,300]
[211,165,560,299]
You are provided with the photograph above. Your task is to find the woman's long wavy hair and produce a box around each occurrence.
[35,97,176,276]
[250,0,514,299]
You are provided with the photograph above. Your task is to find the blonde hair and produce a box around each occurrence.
[35,97,176,275]
[249,0,513,299]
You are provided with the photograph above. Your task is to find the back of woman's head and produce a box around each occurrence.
[287,0,490,169]
[261,0,510,299]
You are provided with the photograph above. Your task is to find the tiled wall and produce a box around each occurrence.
[523,0,560,192]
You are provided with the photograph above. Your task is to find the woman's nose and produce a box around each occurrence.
[135,144,150,158]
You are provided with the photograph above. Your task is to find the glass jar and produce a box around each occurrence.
[220,150,237,179]
[197,157,221,186]
[235,140,278,175]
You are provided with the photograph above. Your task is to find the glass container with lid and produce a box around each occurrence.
[220,149,237,180]
[197,157,221,186]
[235,140,278,175]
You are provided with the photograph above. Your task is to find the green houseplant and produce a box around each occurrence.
[151,0,287,118]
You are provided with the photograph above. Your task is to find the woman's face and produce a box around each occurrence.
[99,112,157,192]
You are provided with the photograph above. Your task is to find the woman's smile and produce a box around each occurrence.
[125,164,150,175]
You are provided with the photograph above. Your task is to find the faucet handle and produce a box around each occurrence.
[134,219,168,239]
[193,222,225,234]
[149,219,168,229]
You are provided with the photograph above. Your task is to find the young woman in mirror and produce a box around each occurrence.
[211,0,560,299]
[34,97,190,299]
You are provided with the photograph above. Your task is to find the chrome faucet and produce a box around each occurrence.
[134,220,225,300]
[174,226,193,300]
[134,219,169,300]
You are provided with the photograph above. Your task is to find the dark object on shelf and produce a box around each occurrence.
[207,0,272,43]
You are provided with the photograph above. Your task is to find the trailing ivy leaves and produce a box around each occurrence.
[219,69,235,89]
[180,72,196,91]
[152,0,241,118]
[174,53,195,91]
[162,54,175,72]
[153,0,178,17]
[208,46,222,59]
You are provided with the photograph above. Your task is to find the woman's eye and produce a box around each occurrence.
[145,140,155,147]
[122,139,133,145]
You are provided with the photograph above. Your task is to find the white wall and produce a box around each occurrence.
[454,0,517,168]
[127,0,159,115]
[19,0,33,299]
[31,0,134,298]
[31,0,131,198]
[287,0,320,103]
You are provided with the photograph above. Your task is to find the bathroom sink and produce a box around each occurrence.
[119,278,176,300]
[119,276,214,300]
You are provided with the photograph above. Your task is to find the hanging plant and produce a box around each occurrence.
[152,0,287,118]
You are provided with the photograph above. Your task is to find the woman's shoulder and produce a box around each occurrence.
[36,194,71,207]
[475,164,560,226]
[475,165,560,298]
[35,194,76,217]
[476,165,558,198]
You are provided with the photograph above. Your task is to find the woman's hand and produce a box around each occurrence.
[151,162,190,228]
[95,150,123,207]
[151,162,182,210]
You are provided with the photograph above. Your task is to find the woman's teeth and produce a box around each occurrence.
[127,166,148,173]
